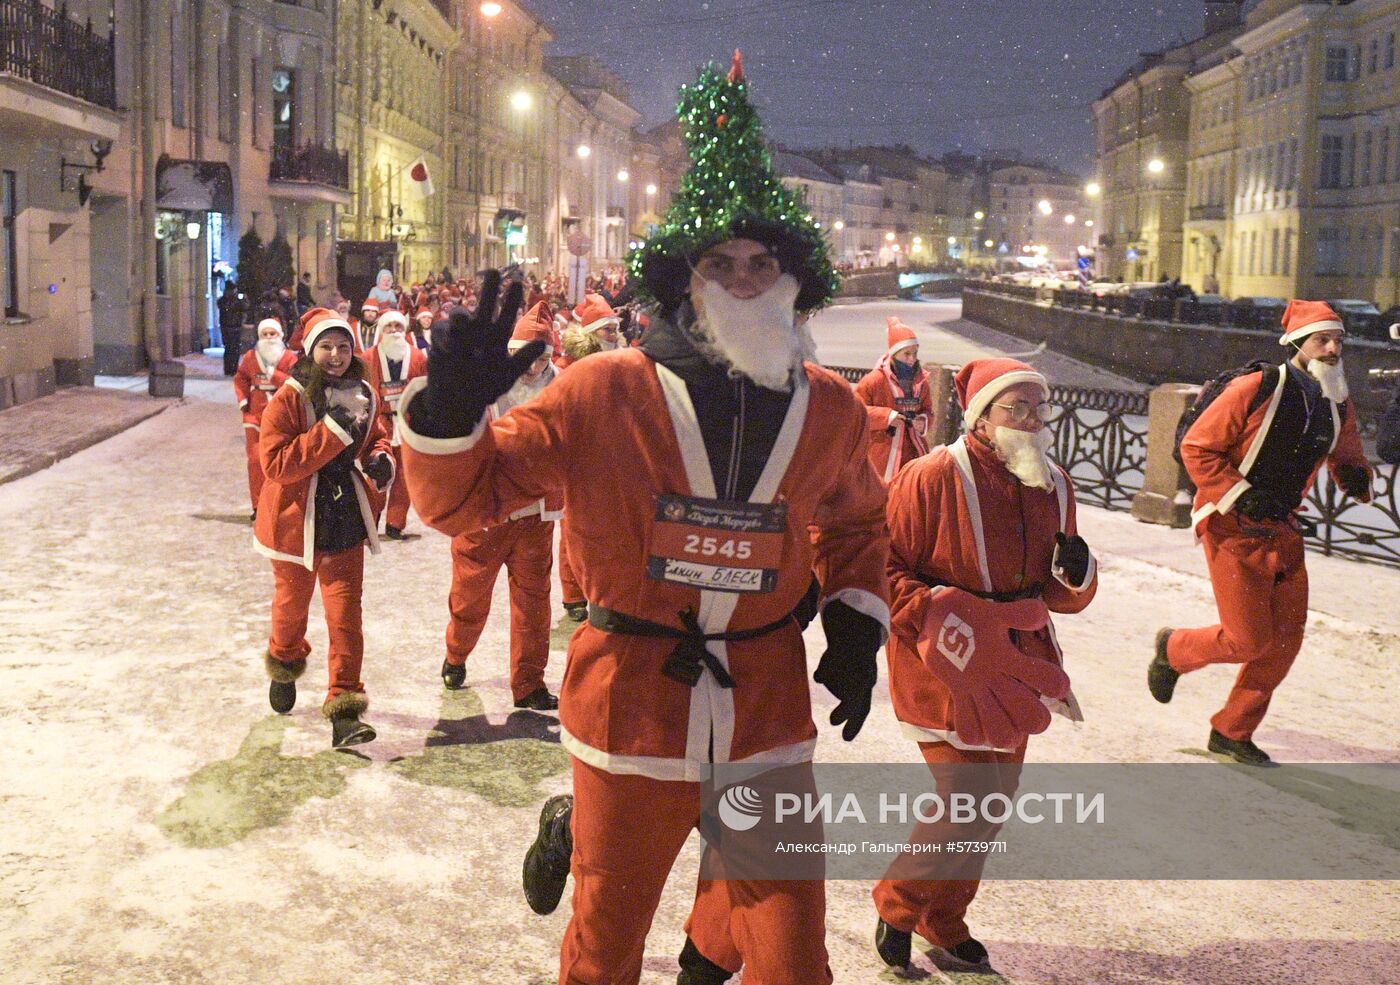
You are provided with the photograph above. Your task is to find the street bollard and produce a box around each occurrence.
[1130,383,1198,528]
[926,363,962,448]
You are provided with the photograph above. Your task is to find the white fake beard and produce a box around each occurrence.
[594,334,619,352]
[992,425,1056,491]
[690,274,814,391]
[499,361,552,412]
[256,338,285,365]
[380,333,410,361]
[1308,357,1349,402]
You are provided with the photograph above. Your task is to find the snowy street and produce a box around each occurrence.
[3,302,1398,984]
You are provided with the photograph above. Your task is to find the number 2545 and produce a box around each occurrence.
[683,534,752,560]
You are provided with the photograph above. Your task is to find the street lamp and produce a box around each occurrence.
[1085,219,1095,228]
[1064,214,1076,225]
[912,235,923,246]
[510,90,532,111]
[833,220,845,231]
[974,210,985,221]
[885,231,896,242]
[1085,182,1101,197]
[1038,200,1053,216]
[616,169,629,182]
[576,144,592,159]
[645,183,657,196]
[1147,158,1165,175]
[983,239,994,248]
[479,1,502,15]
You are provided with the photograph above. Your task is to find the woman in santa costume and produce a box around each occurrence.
[440,300,563,710]
[1150,300,1372,765]
[552,292,623,621]
[233,317,298,521]
[854,316,935,482]
[364,308,428,540]
[255,308,395,749]
[399,53,888,985]
[872,357,1096,972]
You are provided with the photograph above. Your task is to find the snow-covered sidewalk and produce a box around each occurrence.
[2,397,1397,984]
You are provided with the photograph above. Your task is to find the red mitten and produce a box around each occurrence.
[915,588,1070,748]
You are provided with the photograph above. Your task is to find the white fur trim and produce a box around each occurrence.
[579,315,621,334]
[395,375,489,455]
[962,370,1049,428]
[321,414,353,447]
[302,316,355,354]
[1279,319,1344,346]
[560,725,816,783]
[1051,543,1097,593]
[897,721,1018,754]
[947,438,995,593]
[888,337,919,357]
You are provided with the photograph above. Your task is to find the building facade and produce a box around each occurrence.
[986,163,1091,267]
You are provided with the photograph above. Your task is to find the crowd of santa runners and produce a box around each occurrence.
[231,56,1397,985]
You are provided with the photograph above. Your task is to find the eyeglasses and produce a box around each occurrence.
[990,399,1057,424]
[692,251,783,290]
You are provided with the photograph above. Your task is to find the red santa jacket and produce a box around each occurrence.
[400,350,890,781]
[253,362,393,570]
[1181,362,1371,535]
[885,435,1096,751]
[364,343,428,447]
[854,355,935,482]
[232,347,298,430]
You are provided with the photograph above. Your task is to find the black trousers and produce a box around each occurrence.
[221,325,242,376]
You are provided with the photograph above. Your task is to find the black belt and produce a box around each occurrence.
[914,573,1043,603]
[587,603,798,689]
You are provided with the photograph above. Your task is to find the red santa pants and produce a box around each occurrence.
[244,427,265,511]
[268,546,366,704]
[557,515,584,606]
[446,515,553,701]
[1166,516,1307,741]
[559,758,831,985]
[871,739,1027,949]
[384,445,411,530]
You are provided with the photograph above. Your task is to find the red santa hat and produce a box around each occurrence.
[256,317,285,337]
[360,297,381,315]
[509,301,555,352]
[887,316,918,357]
[573,293,620,334]
[300,307,355,353]
[415,305,435,325]
[1278,300,1344,346]
[955,357,1049,429]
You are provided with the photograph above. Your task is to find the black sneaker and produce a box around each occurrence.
[384,525,406,540]
[330,712,376,749]
[1207,729,1274,766]
[523,794,574,915]
[1148,627,1180,704]
[441,658,466,690]
[874,918,911,969]
[944,937,989,967]
[677,936,733,984]
[563,601,588,622]
[269,679,296,714]
[514,687,559,711]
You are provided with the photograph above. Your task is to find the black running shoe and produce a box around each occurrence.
[514,687,559,711]
[945,937,989,967]
[330,712,376,749]
[441,658,466,690]
[269,679,296,715]
[1207,729,1274,766]
[523,794,574,915]
[874,918,912,969]
[563,601,588,622]
[1148,627,1180,704]
[677,936,734,984]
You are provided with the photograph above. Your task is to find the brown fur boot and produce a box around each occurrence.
[322,692,375,749]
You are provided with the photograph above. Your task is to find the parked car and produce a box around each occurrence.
[1325,299,1384,339]
[1176,293,1229,324]
[1227,296,1287,331]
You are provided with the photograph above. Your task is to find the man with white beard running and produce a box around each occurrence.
[234,317,298,521]
[1150,300,1373,765]
[872,357,1096,972]
[365,309,427,539]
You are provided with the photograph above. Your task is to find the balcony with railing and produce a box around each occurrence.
[268,141,351,204]
[1188,204,1225,221]
[0,0,119,133]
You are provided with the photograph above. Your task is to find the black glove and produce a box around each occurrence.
[326,402,358,435]
[363,453,393,489]
[1053,532,1092,587]
[1334,464,1371,500]
[813,600,882,742]
[793,573,821,630]
[899,410,918,425]
[409,270,546,439]
[1236,488,1291,523]
[618,307,637,343]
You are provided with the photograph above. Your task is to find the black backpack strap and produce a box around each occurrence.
[1244,362,1282,417]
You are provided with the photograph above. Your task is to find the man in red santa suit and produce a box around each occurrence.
[364,308,428,540]
[399,219,888,985]
[552,292,623,621]
[1151,300,1372,765]
[854,316,935,482]
[439,301,563,710]
[233,317,299,521]
[872,357,1095,972]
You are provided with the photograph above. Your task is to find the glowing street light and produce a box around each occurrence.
[1085,219,1095,228]
[1147,158,1165,174]
[645,183,657,196]
[1038,200,1053,216]
[946,236,956,245]
[912,235,923,246]
[974,210,985,220]
[479,1,502,15]
[616,169,630,182]
[885,231,896,242]
[510,90,532,111]
[1085,182,1101,197]
[983,239,995,248]
[832,220,845,231]
[1064,214,1076,224]
[576,144,592,159]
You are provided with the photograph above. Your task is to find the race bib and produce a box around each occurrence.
[381,379,407,411]
[254,374,277,393]
[647,494,787,594]
[895,396,922,414]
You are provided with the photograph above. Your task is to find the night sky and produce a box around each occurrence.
[529,0,1228,174]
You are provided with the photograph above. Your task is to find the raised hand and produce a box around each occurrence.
[416,271,546,439]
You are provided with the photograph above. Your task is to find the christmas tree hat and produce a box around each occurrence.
[629,51,839,314]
